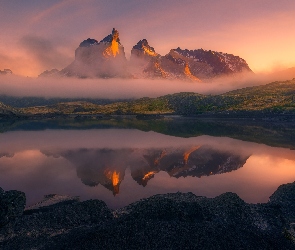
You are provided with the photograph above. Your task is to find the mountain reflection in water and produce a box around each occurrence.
[42,146,249,195]
[1,129,295,209]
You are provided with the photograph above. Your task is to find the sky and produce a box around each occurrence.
[0,0,295,77]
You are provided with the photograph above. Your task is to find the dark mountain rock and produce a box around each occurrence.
[143,57,170,78]
[1,185,295,249]
[99,28,121,44]
[129,39,251,80]
[0,189,26,227]
[162,49,213,79]
[79,38,98,47]
[269,181,295,222]
[131,39,158,60]
[173,47,252,76]
[130,39,202,81]
[129,39,161,79]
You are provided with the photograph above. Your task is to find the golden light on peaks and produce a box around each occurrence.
[103,40,120,57]
[112,170,120,186]
[103,29,120,58]
[112,171,120,195]
[142,45,158,57]
[154,61,169,78]
[104,169,121,195]
[183,146,200,164]
[184,63,201,82]
[142,171,157,181]
[184,63,191,76]
[111,39,119,56]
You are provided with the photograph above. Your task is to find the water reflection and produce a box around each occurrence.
[42,146,249,195]
[0,129,295,208]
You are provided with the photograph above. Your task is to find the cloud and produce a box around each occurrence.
[19,35,72,71]
[1,67,295,100]
[29,0,77,25]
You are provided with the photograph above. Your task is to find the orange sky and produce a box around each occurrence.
[0,0,295,77]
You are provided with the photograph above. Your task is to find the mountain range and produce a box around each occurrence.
[39,28,252,80]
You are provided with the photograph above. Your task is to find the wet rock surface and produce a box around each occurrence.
[1,183,295,249]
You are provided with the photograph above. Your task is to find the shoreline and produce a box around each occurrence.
[1,182,295,249]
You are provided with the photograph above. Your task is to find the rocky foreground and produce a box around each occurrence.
[1,183,295,249]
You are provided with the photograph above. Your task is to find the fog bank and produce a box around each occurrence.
[0,69,294,99]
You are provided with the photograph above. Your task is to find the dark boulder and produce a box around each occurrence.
[1,187,295,249]
[0,189,26,227]
[269,181,295,222]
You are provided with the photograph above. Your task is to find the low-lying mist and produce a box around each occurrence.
[0,69,294,99]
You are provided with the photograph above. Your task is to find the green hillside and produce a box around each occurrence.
[222,79,295,111]
[0,79,295,117]
[4,78,295,116]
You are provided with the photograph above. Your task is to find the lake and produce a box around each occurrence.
[1,118,295,209]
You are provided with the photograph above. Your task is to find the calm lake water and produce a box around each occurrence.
[1,127,295,209]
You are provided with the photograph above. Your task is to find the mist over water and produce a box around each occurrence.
[0,68,294,99]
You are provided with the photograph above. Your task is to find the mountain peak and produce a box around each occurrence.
[60,28,127,78]
[173,48,252,75]
[132,39,158,57]
[100,28,121,45]
[79,38,98,47]
[99,28,121,58]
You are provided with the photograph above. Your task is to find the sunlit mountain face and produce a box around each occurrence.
[1,129,295,209]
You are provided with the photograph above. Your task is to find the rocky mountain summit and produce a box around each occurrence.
[41,28,252,80]
[173,47,252,76]
[59,28,128,78]
[1,182,295,249]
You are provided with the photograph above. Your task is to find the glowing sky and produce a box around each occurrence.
[1,0,295,77]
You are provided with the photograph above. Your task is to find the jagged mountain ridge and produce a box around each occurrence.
[40,28,252,80]
[173,48,251,75]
